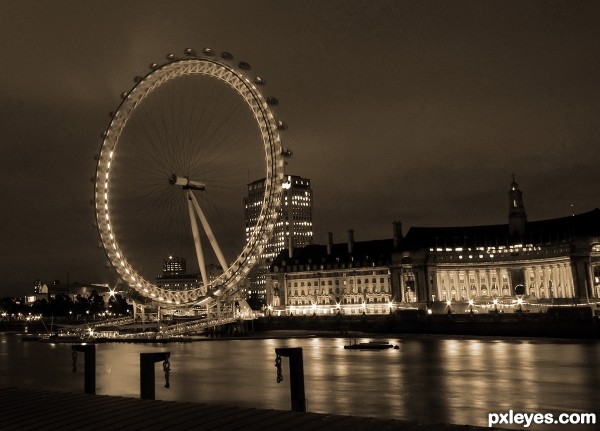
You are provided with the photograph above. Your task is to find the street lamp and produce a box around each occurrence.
[514,284,525,313]
[468,299,474,314]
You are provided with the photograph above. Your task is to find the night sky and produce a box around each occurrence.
[1,0,599,296]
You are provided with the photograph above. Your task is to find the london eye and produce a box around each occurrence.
[94,48,285,306]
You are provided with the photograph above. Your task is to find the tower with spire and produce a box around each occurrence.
[508,174,527,242]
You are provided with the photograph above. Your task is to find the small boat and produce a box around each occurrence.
[344,340,399,350]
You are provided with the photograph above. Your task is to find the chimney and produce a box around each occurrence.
[327,232,333,255]
[347,229,355,254]
[393,221,403,249]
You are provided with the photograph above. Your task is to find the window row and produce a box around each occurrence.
[291,278,388,287]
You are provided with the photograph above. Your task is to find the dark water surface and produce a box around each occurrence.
[1,333,599,429]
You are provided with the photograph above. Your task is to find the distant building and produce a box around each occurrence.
[33,279,47,295]
[48,280,69,297]
[245,174,313,307]
[266,230,394,315]
[69,283,113,303]
[27,279,50,303]
[156,256,222,292]
[27,281,114,304]
[162,256,186,276]
[392,177,600,307]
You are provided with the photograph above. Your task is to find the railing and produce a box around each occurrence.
[56,308,249,339]
[56,316,134,331]
[92,316,134,327]
[158,314,238,336]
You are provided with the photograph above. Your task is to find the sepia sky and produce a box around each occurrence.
[1,0,599,295]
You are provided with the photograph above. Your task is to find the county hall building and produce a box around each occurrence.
[266,178,600,314]
[393,178,600,308]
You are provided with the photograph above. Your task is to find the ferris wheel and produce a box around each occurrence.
[94,48,285,306]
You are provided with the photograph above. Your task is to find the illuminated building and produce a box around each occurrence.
[245,175,313,306]
[162,256,186,276]
[266,230,394,315]
[392,177,600,307]
[156,256,222,292]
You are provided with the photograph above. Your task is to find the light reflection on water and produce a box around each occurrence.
[1,333,599,429]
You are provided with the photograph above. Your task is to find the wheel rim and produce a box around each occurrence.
[94,55,284,305]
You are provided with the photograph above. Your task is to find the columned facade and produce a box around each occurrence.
[392,226,600,307]
[391,179,600,308]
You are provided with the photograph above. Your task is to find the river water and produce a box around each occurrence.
[1,333,599,430]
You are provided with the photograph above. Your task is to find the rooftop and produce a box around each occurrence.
[401,208,600,251]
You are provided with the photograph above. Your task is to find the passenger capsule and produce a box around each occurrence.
[266,97,279,106]
[255,76,266,85]
[282,148,293,158]
[149,63,158,69]
[120,92,128,99]
[221,51,234,60]
[133,76,142,82]
[238,61,251,70]
[202,48,215,56]
[166,53,175,60]
[108,111,114,118]
[277,120,288,130]
[184,48,196,56]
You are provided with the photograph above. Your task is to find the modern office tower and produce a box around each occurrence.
[244,174,313,307]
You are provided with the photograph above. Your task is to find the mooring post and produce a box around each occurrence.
[140,352,170,400]
[275,347,306,412]
[72,344,96,395]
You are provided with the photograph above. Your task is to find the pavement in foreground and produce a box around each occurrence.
[0,386,503,430]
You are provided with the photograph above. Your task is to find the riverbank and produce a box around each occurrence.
[3,306,599,340]
[253,307,600,339]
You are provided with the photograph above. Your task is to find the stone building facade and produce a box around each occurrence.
[391,178,600,308]
[266,231,394,315]
[266,178,600,314]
